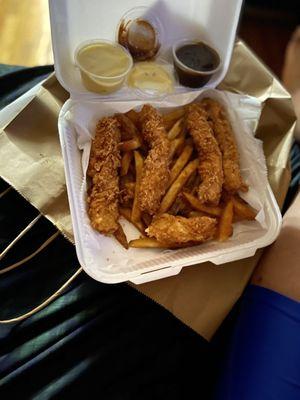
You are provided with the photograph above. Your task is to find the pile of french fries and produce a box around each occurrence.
[112,105,257,249]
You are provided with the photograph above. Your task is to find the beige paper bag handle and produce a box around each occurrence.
[0,191,83,323]
[0,267,83,324]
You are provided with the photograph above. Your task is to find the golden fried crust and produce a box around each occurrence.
[87,117,121,234]
[147,214,217,245]
[186,104,223,205]
[201,98,247,193]
[138,105,171,215]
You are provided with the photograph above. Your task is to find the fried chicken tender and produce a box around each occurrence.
[147,214,217,245]
[138,105,171,215]
[201,98,247,193]
[87,117,121,234]
[186,104,223,205]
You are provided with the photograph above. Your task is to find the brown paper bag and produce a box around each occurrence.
[0,41,296,339]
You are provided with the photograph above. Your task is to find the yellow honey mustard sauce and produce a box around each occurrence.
[76,41,133,94]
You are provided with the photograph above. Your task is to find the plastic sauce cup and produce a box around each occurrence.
[75,39,133,94]
[172,39,221,88]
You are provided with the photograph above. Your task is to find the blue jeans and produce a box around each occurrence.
[215,285,300,400]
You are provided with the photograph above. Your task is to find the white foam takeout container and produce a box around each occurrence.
[49,0,282,284]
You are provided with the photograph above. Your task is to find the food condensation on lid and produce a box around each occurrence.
[127,62,174,94]
[117,7,162,61]
[118,19,160,60]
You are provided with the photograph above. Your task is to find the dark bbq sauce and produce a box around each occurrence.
[176,43,219,71]
[174,42,220,88]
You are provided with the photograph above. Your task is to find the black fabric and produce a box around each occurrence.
[0,64,53,110]
[0,66,213,399]
[245,0,300,13]
[282,142,300,213]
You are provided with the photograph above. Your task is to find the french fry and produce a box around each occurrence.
[232,196,257,220]
[124,109,139,125]
[129,237,192,249]
[120,173,134,187]
[120,137,141,152]
[169,135,185,159]
[233,214,245,223]
[114,224,129,249]
[169,171,199,216]
[169,144,193,187]
[131,151,144,223]
[119,207,145,234]
[124,182,135,200]
[163,108,185,130]
[182,192,222,217]
[179,207,193,217]
[176,137,186,156]
[189,175,200,197]
[119,207,132,220]
[119,180,134,207]
[121,151,133,176]
[218,199,234,241]
[125,182,136,192]
[116,113,138,139]
[169,195,190,216]
[167,118,184,140]
[168,168,197,215]
[120,131,132,142]
[188,211,207,218]
[129,237,169,248]
[159,159,199,214]
[142,213,152,227]
[129,162,136,176]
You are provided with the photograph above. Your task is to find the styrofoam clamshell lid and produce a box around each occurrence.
[49,0,243,100]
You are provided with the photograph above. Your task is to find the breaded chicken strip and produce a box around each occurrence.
[201,98,247,193]
[147,214,217,245]
[138,105,171,215]
[186,104,223,205]
[87,117,121,234]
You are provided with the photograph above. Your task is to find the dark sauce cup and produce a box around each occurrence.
[172,39,221,88]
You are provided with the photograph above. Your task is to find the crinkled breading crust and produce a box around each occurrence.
[186,104,223,205]
[87,117,121,234]
[147,214,217,245]
[138,105,171,215]
[201,98,247,193]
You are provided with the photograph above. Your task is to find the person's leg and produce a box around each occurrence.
[252,191,300,300]
[214,191,300,400]
[214,286,300,400]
